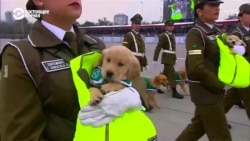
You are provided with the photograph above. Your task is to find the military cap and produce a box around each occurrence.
[239,3,250,14]
[194,0,223,6]
[26,0,38,10]
[130,14,143,23]
[164,20,174,26]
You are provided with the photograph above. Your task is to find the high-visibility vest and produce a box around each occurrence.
[216,34,250,88]
[70,51,157,141]
[171,4,183,21]
[190,0,194,10]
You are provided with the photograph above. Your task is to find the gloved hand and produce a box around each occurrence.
[152,61,158,67]
[78,87,144,127]
[233,45,246,55]
[145,65,150,70]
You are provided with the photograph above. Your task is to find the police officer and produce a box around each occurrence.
[122,14,159,108]
[153,20,184,99]
[176,0,232,140]
[123,14,149,71]
[0,0,155,140]
[223,3,250,119]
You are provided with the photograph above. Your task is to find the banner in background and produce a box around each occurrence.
[163,0,194,22]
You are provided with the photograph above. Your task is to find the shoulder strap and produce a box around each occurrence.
[130,32,139,52]
[164,33,172,50]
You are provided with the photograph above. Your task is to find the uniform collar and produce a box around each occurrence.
[41,20,74,41]
[242,25,250,32]
[27,20,99,50]
[194,18,218,35]
[165,31,172,35]
[28,20,64,47]
[237,24,250,35]
[132,29,140,35]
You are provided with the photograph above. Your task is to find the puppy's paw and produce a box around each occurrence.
[101,82,125,93]
[89,87,104,105]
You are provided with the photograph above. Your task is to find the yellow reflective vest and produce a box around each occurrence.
[70,51,157,141]
[190,0,194,10]
[171,4,183,21]
[216,34,250,88]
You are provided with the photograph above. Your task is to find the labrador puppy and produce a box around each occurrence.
[144,74,169,109]
[89,45,141,105]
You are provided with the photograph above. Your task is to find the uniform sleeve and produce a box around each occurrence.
[153,34,165,61]
[0,46,46,140]
[122,33,132,49]
[186,29,224,92]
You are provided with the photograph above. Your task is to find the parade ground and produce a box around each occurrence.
[0,40,249,141]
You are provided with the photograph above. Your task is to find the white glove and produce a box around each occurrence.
[233,45,246,55]
[152,61,158,67]
[78,87,144,127]
[145,65,150,70]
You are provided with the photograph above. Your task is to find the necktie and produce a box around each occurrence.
[63,32,78,55]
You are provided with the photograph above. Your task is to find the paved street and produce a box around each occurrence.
[0,40,250,141]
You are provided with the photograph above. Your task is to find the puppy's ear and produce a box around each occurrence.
[126,55,141,80]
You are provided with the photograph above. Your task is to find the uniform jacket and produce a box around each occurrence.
[231,24,250,63]
[0,20,150,140]
[122,30,148,67]
[153,31,177,65]
[185,18,225,105]
[0,20,105,141]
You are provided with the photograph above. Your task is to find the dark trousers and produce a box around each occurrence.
[176,104,232,141]
[163,64,176,88]
[224,86,250,119]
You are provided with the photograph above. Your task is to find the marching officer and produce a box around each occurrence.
[122,14,154,109]
[153,20,184,99]
[223,3,250,119]
[176,0,232,140]
[122,13,149,71]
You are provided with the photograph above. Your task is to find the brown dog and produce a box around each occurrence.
[89,45,141,105]
[144,74,169,109]
[166,68,189,96]
[226,35,246,54]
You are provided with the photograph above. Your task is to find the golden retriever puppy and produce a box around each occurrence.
[226,35,246,54]
[89,45,141,105]
[144,74,169,109]
[166,68,190,96]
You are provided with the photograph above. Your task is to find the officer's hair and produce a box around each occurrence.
[238,12,243,17]
[194,2,206,19]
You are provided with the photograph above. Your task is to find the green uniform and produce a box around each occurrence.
[153,31,177,88]
[223,24,250,119]
[123,30,148,70]
[0,21,105,140]
[176,18,232,141]
[0,20,150,140]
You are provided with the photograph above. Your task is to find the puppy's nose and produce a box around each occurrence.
[106,70,113,78]
[232,41,235,45]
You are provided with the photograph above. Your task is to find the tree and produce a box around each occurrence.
[225,14,237,20]
[81,21,96,26]
[97,17,113,26]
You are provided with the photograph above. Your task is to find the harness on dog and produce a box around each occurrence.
[143,77,158,92]
[90,66,132,88]
[216,34,250,88]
